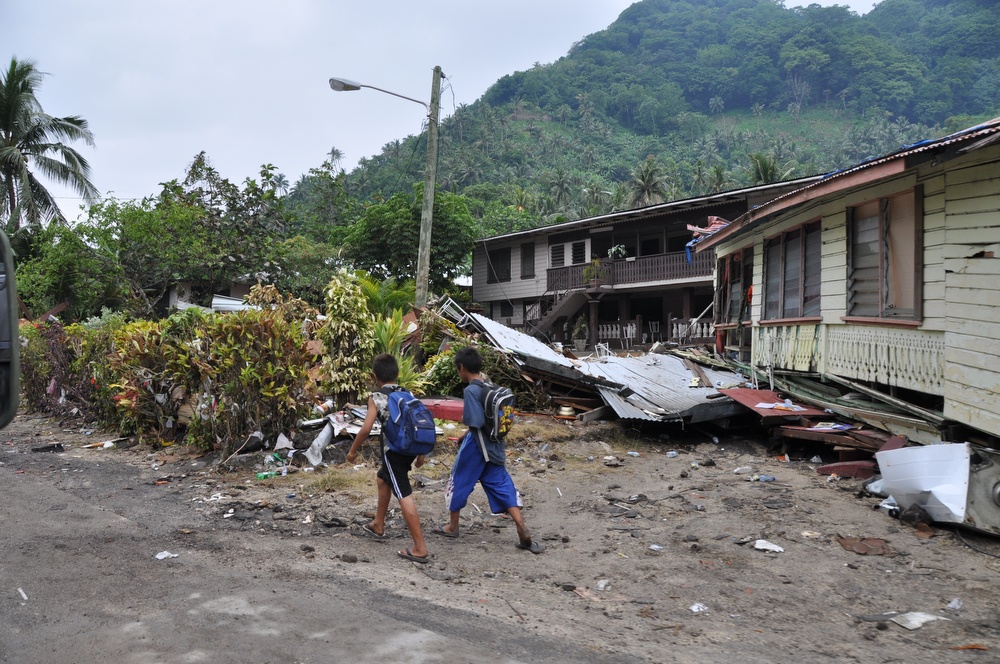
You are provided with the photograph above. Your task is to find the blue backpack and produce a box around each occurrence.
[381,387,438,456]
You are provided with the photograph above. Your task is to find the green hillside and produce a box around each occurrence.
[298,0,998,237]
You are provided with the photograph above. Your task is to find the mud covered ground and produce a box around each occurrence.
[5,412,1000,663]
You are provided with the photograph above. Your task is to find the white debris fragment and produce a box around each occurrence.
[753,539,784,553]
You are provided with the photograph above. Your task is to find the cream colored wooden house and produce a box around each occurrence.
[696,117,1000,443]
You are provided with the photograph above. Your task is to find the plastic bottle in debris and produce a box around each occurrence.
[753,474,776,482]
[666,450,679,458]
[256,471,279,480]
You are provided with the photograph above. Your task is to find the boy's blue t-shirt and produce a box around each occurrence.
[463,381,506,466]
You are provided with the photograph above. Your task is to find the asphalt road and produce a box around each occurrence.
[0,434,620,664]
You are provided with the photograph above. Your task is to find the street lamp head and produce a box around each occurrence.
[329,77,362,92]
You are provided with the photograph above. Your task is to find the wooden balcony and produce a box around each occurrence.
[545,250,714,293]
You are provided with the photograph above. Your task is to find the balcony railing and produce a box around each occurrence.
[544,250,714,293]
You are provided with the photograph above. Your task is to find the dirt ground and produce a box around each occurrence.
[7,412,1000,663]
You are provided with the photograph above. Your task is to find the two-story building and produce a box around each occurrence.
[471,178,817,348]
[695,117,1000,444]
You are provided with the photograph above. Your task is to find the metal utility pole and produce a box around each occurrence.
[415,66,443,308]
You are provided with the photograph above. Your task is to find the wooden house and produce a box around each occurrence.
[695,117,1000,443]
[471,179,816,348]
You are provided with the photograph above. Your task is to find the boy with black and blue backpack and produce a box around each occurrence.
[434,346,543,554]
[347,353,433,564]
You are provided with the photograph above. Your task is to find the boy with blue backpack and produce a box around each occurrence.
[347,353,435,564]
[434,346,543,554]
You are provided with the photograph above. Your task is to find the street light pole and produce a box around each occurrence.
[328,66,443,308]
[415,66,442,308]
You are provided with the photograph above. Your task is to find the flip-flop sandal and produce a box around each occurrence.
[361,523,389,540]
[432,524,459,538]
[516,540,544,554]
[397,547,429,564]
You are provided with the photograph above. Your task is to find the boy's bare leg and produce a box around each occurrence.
[506,506,532,544]
[441,509,461,536]
[368,476,391,535]
[398,495,427,557]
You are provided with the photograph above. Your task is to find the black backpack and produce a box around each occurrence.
[471,379,515,441]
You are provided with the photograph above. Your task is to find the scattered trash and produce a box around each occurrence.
[753,539,784,553]
[809,455,824,463]
[946,598,963,611]
[556,487,563,497]
[690,462,700,469]
[826,474,840,483]
[890,612,949,630]
[594,579,610,591]
[836,536,889,556]
[864,476,888,497]
[666,450,679,458]
[801,531,821,538]
[949,644,989,651]
[304,421,334,466]
[31,443,64,453]
[877,497,900,518]
[17,588,27,601]
[274,432,293,451]
[752,475,776,482]
[649,544,664,551]
[256,471,279,480]
[154,551,179,560]
[877,442,978,529]
[626,451,640,457]
[733,466,752,474]
[689,603,708,613]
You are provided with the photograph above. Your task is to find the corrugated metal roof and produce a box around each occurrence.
[468,313,575,368]
[581,354,742,421]
[697,116,1000,250]
[476,176,822,244]
[464,312,746,422]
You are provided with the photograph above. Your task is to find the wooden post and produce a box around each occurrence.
[588,299,599,348]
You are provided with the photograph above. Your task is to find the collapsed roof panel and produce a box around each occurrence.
[459,309,746,424]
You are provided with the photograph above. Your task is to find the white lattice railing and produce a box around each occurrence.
[824,326,944,394]
[671,317,714,341]
[753,324,945,395]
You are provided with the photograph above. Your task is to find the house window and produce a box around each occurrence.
[520,243,535,279]
[486,247,511,284]
[571,240,587,265]
[492,301,514,319]
[717,247,753,324]
[847,190,921,319]
[640,236,662,256]
[763,221,821,320]
[550,244,565,268]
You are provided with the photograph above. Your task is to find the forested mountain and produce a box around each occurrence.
[289,0,999,239]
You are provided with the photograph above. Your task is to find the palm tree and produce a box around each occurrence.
[744,153,796,186]
[272,173,289,196]
[0,57,98,233]
[327,147,344,171]
[628,156,670,207]
[709,96,725,115]
[708,164,731,194]
[545,168,573,212]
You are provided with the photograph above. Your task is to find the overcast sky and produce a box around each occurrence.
[3,0,876,218]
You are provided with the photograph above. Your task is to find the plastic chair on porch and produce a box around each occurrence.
[620,322,635,349]
[648,321,661,343]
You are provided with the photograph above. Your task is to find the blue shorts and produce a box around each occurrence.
[446,432,521,514]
